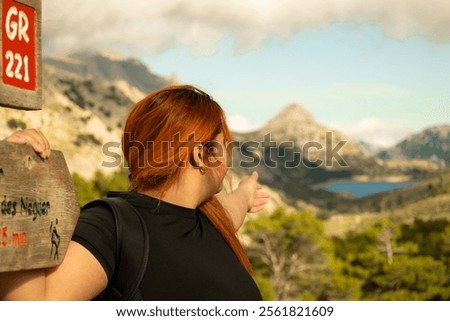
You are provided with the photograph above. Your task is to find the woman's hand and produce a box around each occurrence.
[4,129,51,159]
[238,171,269,213]
[218,171,269,231]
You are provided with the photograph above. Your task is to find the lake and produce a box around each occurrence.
[322,180,414,198]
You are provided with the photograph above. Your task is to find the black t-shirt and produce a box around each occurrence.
[72,191,262,300]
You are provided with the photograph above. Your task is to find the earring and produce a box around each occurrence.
[199,166,206,175]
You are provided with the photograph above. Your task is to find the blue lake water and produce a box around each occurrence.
[322,181,414,198]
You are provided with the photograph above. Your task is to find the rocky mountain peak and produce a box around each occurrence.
[44,51,170,95]
[264,103,316,130]
[257,103,330,147]
[423,124,450,139]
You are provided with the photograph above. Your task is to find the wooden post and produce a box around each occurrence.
[0,0,42,110]
[0,0,80,272]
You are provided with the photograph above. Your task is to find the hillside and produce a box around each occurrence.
[379,124,450,167]
[43,52,174,130]
[324,168,450,236]
[1,52,172,178]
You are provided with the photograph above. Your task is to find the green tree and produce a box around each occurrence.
[400,219,450,259]
[72,173,102,206]
[91,169,129,197]
[333,217,450,300]
[244,208,360,300]
[244,208,327,300]
[370,256,448,300]
[72,169,129,206]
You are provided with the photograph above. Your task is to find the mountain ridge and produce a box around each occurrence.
[378,124,450,167]
[44,52,172,95]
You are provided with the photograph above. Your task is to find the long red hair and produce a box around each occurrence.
[122,84,252,273]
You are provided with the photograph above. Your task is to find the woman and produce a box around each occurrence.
[0,85,268,300]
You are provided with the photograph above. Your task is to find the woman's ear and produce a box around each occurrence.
[191,143,205,168]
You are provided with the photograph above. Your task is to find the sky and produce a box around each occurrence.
[41,0,450,148]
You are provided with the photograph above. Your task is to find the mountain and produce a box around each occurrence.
[232,103,371,169]
[230,103,393,209]
[43,52,174,130]
[1,52,173,179]
[378,125,450,167]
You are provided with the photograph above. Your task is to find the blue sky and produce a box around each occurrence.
[43,0,450,148]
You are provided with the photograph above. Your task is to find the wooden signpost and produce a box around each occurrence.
[0,142,79,272]
[1,0,42,110]
[1,0,80,272]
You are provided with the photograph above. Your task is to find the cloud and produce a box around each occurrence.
[329,117,413,148]
[42,0,450,55]
[227,115,262,133]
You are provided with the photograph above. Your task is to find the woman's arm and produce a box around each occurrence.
[0,241,108,300]
[217,172,269,231]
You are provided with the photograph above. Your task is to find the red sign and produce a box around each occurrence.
[2,0,36,91]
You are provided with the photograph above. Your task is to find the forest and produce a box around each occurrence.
[73,170,450,301]
[245,208,449,300]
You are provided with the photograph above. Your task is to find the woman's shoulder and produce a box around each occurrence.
[74,198,119,281]
[80,191,141,216]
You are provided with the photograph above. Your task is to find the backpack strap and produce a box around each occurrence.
[82,194,150,300]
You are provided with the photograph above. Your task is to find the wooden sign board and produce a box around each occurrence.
[0,0,42,110]
[0,141,79,272]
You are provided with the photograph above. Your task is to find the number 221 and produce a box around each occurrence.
[4,50,30,82]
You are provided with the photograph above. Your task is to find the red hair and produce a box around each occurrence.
[122,84,252,273]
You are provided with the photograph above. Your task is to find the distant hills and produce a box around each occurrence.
[1,51,448,214]
[378,125,449,167]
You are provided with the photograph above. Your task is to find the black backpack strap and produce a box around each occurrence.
[82,195,150,300]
